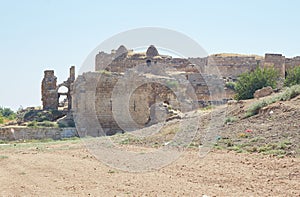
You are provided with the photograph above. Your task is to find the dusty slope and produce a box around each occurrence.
[110,93,300,157]
[219,94,300,157]
[0,141,299,196]
[0,91,299,196]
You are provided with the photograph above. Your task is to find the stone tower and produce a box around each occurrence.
[69,66,75,82]
[66,66,75,110]
[41,70,58,110]
[115,45,128,58]
[146,45,159,57]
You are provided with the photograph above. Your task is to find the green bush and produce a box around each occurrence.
[166,80,179,89]
[27,121,37,127]
[225,82,236,90]
[37,115,49,122]
[50,109,61,117]
[245,100,268,118]
[0,115,3,124]
[0,107,16,119]
[235,67,279,100]
[224,116,238,124]
[245,85,300,118]
[36,121,58,128]
[278,85,300,101]
[58,121,75,128]
[28,121,58,128]
[22,110,60,122]
[284,66,300,87]
[0,107,16,123]
[23,110,36,120]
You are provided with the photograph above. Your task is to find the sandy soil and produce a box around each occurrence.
[0,140,299,196]
[0,93,299,196]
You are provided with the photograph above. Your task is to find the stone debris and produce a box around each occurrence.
[254,86,273,98]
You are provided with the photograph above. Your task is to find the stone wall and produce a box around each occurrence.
[73,71,179,136]
[73,45,300,136]
[41,70,58,110]
[96,46,300,81]
[95,51,115,71]
[128,82,178,127]
[285,56,300,71]
[95,73,122,135]
[206,56,259,78]
[186,73,232,103]
[72,72,101,137]
[41,66,75,111]
[73,68,232,135]
[96,47,260,80]
[263,53,286,78]
[0,127,77,141]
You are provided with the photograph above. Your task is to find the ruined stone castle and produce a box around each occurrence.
[41,45,300,136]
[42,66,75,111]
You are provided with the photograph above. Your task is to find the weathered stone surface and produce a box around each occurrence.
[146,45,159,57]
[264,53,286,78]
[96,46,294,81]
[67,46,300,136]
[57,113,75,128]
[227,100,238,105]
[41,66,75,111]
[254,86,273,98]
[115,45,128,58]
[0,127,77,141]
[41,70,58,110]
[21,109,66,122]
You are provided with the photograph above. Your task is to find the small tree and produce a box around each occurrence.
[235,67,279,100]
[0,107,15,118]
[0,114,3,124]
[284,65,300,87]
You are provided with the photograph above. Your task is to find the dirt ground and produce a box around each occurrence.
[0,140,299,196]
[1,92,299,196]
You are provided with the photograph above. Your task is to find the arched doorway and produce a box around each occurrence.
[57,85,71,111]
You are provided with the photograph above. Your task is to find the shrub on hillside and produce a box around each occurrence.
[166,80,179,89]
[27,121,37,127]
[225,82,236,90]
[0,115,3,124]
[58,120,75,128]
[279,84,300,101]
[245,100,268,118]
[0,107,16,120]
[27,121,58,128]
[245,85,300,118]
[36,121,58,128]
[284,66,300,87]
[235,67,279,100]
[22,109,65,122]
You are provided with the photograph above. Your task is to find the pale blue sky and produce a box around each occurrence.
[0,0,299,110]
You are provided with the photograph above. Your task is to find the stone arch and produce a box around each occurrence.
[57,83,71,110]
[146,59,151,66]
[57,85,68,93]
